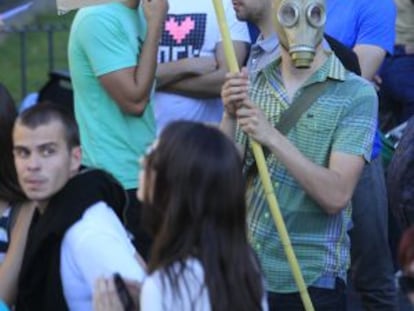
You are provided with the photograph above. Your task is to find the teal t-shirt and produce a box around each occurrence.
[0,300,9,311]
[68,3,155,189]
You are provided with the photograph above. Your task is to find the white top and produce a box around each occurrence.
[60,202,145,311]
[154,0,250,134]
[140,258,269,311]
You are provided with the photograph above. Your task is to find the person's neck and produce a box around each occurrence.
[122,0,139,9]
[281,46,327,81]
[256,12,274,39]
[280,45,328,100]
[36,201,49,214]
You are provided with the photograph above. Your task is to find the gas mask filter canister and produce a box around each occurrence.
[273,0,326,68]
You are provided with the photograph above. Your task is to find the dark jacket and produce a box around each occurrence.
[16,169,127,311]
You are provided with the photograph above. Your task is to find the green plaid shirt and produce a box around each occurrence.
[235,53,378,293]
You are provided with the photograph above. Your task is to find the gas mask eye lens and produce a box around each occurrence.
[306,4,326,27]
[278,3,299,27]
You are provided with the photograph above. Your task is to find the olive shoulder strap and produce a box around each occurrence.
[276,80,334,135]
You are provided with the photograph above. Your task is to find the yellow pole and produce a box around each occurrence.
[211,1,314,310]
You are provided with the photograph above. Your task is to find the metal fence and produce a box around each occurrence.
[1,23,70,99]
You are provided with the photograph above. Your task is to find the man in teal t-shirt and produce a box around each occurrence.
[68,0,168,258]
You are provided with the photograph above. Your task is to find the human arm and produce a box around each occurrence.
[0,202,35,306]
[353,44,386,81]
[158,0,250,98]
[237,101,365,214]
[220,69,251,157]
[162,41,249,98]
[221,73,377,214]
[97,0,168,116]
[324,0,395,81]
[156,57,217,88]
[352,0,395,81]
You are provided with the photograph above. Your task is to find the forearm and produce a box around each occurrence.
[0,207,34,306]
[0,245,24,306]
[156,60,198,88]
[163,67,227,98]
[220,112,237,140]
[99,26,165,116]
[353,45,386,81]
[220,113,244,157]
[133,27,164,103]
[163,41,248,98]
[267,130,360,214]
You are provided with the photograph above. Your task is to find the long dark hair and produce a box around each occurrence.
[142,121,263,311]
[399,226,414,270]
[0,84,26,203]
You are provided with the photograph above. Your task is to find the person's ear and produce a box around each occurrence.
[70,146,82,173]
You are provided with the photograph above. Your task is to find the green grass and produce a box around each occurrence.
[0,10,75,104]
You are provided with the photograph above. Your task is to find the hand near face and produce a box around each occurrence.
[142,0,169,28]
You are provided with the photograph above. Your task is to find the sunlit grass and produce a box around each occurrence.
[0,10,75,104]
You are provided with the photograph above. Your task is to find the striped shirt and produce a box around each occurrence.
[0,207,11,264]
[235,53,378,293]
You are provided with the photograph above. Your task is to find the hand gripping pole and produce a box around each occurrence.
[211,1,314,310]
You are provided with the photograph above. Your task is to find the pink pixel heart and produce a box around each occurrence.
[165,16,195,44]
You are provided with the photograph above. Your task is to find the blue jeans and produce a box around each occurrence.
[380,48,414,125]
[267,278,346,311]
[348,157,397,310]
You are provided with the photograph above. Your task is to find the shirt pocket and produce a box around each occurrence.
[293,101,343,160]
[296,103,341,133]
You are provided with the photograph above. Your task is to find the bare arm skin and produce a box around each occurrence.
[353,44,386,81]
[238,100,364,214]
[156,57,218,88]
[220,69,250,156]
[221,72,365,214]
[162,41,249,99]
[0,202,35,306]
[99,0,169,116]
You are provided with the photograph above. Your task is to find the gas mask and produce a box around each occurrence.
[273,0,326,68]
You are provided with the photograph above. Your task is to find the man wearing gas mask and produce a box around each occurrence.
[221,0,378,309]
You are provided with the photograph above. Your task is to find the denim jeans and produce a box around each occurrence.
[348,157,397,310]
[267,278,346,311]
[380,48,414,125]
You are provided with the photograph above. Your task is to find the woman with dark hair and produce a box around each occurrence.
[0,84,35,306]
[0,84,26,206]
[94,121,267,311]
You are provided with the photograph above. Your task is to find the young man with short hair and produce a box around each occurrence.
[13,103,144,311]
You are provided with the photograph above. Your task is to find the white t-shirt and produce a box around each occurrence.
[60,202,145,311]
[154,0,250,134]
[140,258,269,311]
